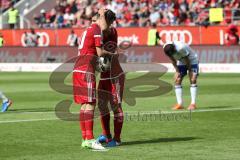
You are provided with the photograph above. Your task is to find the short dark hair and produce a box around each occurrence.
[105,10,116,25]
[92,13,100,22]
[163,44,175,57]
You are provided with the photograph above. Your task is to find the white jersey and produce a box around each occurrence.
[172,41,198,65]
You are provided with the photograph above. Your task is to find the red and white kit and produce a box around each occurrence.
[73,23,102,105]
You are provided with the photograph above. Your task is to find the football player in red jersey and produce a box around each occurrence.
[73,8,114,150]
[96,10,125,147]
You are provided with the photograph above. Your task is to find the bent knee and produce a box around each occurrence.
[175,77,183,85]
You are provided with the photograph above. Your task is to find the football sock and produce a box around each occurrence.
[100,112,111,137]
[175,85,183,105]
[79,109,86,140]
[113,107,124,142]
[0,91,8,103]
[190,84,198,104]
[84,110,94,140]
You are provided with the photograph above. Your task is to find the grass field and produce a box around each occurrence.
[0,72,240,160]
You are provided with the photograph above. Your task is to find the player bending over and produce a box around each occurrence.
[73,9,113,150]
[0,91,12,112]
[163,41,199,110]
[96,10,125,147]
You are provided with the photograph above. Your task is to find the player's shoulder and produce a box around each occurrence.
[173,41,188,50]
[91,23,101,30]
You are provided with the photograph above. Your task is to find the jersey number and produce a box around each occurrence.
[78,30,87,50]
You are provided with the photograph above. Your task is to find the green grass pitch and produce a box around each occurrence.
[0,72,240,160]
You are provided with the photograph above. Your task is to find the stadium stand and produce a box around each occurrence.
[30,0,240,28]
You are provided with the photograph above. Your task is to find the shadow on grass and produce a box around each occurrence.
[8,108,54,113]
[122,137,199,146]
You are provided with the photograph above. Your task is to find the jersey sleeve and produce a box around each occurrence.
[93,24,102,47]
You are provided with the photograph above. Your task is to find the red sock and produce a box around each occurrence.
[79,110,86,140]
[113,107,124,142]
[100,112,111,137]
[84,110,94,140]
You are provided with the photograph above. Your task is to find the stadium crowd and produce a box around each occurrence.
[32,0,240,28]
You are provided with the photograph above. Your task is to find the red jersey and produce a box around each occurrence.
[101,27,124,79]
[74,23,102,73]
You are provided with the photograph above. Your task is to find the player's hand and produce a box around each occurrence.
[98,8,107,16]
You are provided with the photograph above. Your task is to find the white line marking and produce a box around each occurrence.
[0,107,239,124]
[4,107,240,115]
[0,118,58,124]
[92,149,109,152]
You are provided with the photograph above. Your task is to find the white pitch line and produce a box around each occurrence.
[4,107,240,115]
[0,107,240,124]
[0,118,59,124]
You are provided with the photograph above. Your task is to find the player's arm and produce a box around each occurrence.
[67,35,70,45]
[96,47,115,57]
[183,56,192,71]
[98,8,108,31]
[94,24,115,57]
[169,56,179,73]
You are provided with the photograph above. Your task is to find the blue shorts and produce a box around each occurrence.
[177,64,199,77]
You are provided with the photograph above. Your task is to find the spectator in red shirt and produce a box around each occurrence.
[225,24,239,45]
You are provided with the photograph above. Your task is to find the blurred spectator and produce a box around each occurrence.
[64,8,75,27]
[0,33,4,47]
[23,3,30,15]
[225,24,239,45]
[149,8,160,24]
[67,29,78,46]
[7,3,19,29]
[34,9,47,28]
[24,28,40,47]
[56,11,64,28]
[147,23,161,46]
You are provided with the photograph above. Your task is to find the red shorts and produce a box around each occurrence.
[73,72,96,105]
[98,74,125,106]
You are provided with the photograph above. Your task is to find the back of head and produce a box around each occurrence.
[105,10,116,25]
[163,43,175,57]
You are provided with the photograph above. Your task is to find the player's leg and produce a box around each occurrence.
[79,104,87,147]
[107,75,125,147]
[188,64,199,110]
[84,103,95,141]
[73,72,88,146]
[83,74,106,150]
[84,103,107,150]
[0,90,12,112]
[73,72,105,150]
[173,66,186,110]
[97,80,112,143]
[108,104,123,147]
